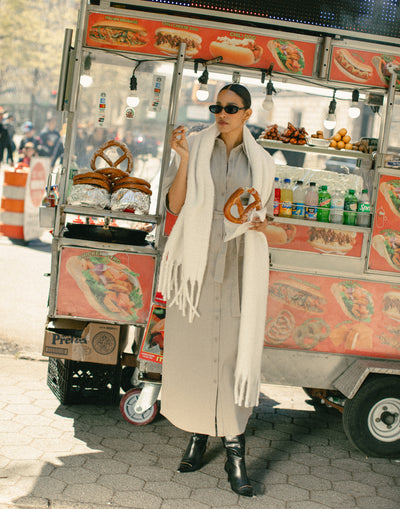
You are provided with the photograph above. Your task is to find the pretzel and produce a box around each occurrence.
[90,140,134,174]
[73,172,110,183]
[112,176,151,188]
[112,182,152,195]
[73,178,111,192]
[96,167,129,180]
[223,187,262,224]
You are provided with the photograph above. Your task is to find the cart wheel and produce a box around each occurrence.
[121,366,143,392]
[342,375,400,458]
[120,388,159,426]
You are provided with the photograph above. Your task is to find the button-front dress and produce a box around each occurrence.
[161,137,272,437]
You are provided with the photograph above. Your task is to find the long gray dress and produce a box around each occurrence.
[161,137,272,437]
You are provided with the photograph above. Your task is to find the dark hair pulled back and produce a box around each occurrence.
[219,84,251,109]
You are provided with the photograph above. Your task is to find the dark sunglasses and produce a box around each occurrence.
[209,104,246,114]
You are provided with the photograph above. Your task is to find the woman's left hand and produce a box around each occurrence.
[249,216,271,233]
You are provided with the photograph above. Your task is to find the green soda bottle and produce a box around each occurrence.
[343,189,358,225]
[317,185,331,222]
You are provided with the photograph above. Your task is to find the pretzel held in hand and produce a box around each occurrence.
[224,187,262,224]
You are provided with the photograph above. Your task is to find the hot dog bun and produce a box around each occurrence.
[154,27,201,57]
[308,228,356,254]
[89,20,148,47]
[209,36,263,65]
[267,39,305,74]
[269,279,326,314]
[66,255,143,321]
[380,181,400,218]
[372,232,400,272]
[333,49,373,83]
[382,291,400,322]
[264,224,296,245]
[372,55,400,87]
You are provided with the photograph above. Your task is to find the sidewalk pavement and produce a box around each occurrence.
[0,354,399,509]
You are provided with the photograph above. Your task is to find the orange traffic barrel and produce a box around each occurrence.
[0,163,30,239]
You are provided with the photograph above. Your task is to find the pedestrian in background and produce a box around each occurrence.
[0,107,14,165]
[39,115,61,159]
[19,121,41,153]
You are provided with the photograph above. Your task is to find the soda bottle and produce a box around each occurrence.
[292,180,306,219]
[317,185,331,222]
[279,178,293,218]
[305,182,318,220]
[273,177,281,217]
[356,189,371,227]
[330,189,344,224]
[343,189,358,225]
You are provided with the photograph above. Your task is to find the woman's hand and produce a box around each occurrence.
[170,125,189,162]
[249,216,271,234]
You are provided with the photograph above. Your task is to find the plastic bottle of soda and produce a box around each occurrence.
[292,180,306,219]
[356,189,371,227]
[305,182,318,220]
[317,185,331,222]
[273,177,281,217]
[330,189,345,224]
[343,189,358,225]
[279,178,293,218]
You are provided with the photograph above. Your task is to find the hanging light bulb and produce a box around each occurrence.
[323,90,337,130]
[127,70,140,107]
[262,77,276,111]
[80,55,93,88]
[196,67,209,101]
[348,89,361,119]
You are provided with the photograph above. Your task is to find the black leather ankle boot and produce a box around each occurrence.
[222,434,253,497]
[177,433,208,472]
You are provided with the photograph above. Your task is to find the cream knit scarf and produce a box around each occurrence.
[158,123,275,407]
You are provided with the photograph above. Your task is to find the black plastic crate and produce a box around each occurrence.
[47,357,121,405]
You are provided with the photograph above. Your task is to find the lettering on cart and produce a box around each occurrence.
[51,334,87,345]
[44,346,69,355]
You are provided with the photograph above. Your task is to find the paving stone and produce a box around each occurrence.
[114,449,158,466]
[97,473,145,491]
[288,474,331,491]
[0,432,32,446]
[287,501,328,509]
[191,487,239,506]
[263,483,309,502]
[331,457,372,472]
[268,459,310,475]
[173,470,218,488]
[333,480,376,497]
[311,445,349,459]
[144,480,191,499]
[129,465,174,482]
[100,437,142,452]
[376,485,400,501]
[271,440,310,454]
[371,462,400,477]
[161,499,211,509]
[83,457,129,475]
[50,466,98,484]
[2,445,42,460]
[354,496,400,509]
[289,452,330,467]
[7,495,49,508]
[310,465,352,482]
[238,495,286,508]
[62,482,113,504]
[353,469,395,486]
[31,476,66,497]
[311,489,355,508]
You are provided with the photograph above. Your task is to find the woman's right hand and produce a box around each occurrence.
[170,125,189,161]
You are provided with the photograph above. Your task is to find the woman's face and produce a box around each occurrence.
[213,89,252,136]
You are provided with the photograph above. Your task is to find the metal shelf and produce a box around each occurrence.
[62,205,160,224]
[257,139,374,161]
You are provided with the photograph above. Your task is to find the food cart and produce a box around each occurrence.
[42,0,400,456]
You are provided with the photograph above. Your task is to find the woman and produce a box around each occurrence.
[158,84,275,497]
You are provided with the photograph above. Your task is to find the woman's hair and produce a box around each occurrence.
[218,84,251,109]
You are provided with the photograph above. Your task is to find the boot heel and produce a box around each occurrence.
[222,435,254,497]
